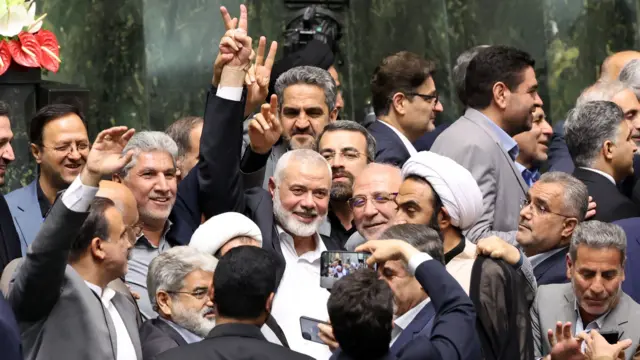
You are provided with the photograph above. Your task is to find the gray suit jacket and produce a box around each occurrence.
[531,283,640,360]
[5,180,43,255]
[7,198,143,360]
[431,108,528,244]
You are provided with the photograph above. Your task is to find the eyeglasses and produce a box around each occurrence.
[406,92,439,104]
[520,198,572,218]
[42,141,90,155]
[166,288,210,300]
[348,192,398,210]
[321,149,363,162]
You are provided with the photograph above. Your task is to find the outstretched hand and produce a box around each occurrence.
[355,240,419,266]
[81,126,135,187]
[212,5,253,85]
[248,94,281,154]
[245,36,278,116]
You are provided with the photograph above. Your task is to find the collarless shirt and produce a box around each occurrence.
[321,209,356,247]
[85,281,137,360]
[528,247,567,269]
[271,225,332,360]
[469,108,519,160]
[378,120,418,156]
[390,297,431,346]
[158,317,203,344]
[580,167,616,185]
[35,178,52,219]
[125,221,173,320]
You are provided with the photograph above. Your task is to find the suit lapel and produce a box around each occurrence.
[601,294,630,340]
[390,302,435,355]
[371,120,411,158]
[562,287,577,335]
[153,318,188,347]
[13,180,42,249]
[112,293,143,359]
[533,247,568,280]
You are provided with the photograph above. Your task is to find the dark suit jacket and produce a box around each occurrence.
[139,318,187,360]
[366,120,411,167]
[0,291,21,360]
[413,123,450,152]
[0,194,21,274]
[614,218,640,304]
[389,302,435,356]
[534,247,569,286]
[167,86,245,246]
[330,349,396,360]
[154,323,313,360]
[573,168,640,223]
[546,121,575,173]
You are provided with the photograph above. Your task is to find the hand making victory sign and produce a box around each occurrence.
[248,94,281,155]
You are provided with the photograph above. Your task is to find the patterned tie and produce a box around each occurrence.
[521,168,541,187]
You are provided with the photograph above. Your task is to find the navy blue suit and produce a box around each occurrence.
[534,247,569,286]
[546,121,575,173]
[0,291,21,360]
[413,123,450,152]
[613,218,640,304]
[390,302,435,356]
[366,120,411,167]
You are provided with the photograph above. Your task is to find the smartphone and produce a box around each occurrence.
[320,250,376,289]
[300,316,329,344]
[600,331,620,345]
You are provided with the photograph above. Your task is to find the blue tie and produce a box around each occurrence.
[521,168,540,187]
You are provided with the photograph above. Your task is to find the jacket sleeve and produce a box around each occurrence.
[531,290,544,358]
[7,199,89,322]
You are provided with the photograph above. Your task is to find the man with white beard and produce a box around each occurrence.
[139,246,218,359]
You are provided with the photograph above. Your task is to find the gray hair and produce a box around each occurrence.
[576,80,628,106]
[564,101,624,168]
[453,45,490,106]
[147,246,218,311]
[380,224,445,265]
[537,172,589,221]
[315,120,377,162]
[273,149,331,185]
[165,116,203,160]
[569,221,627,266]
[619,59,640,99]
[120,131,179,177]
[275,65,337,113]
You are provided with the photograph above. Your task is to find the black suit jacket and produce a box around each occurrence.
[139,318,188,360]
[0,194,21,273]
[573,168,640,222]
[366,120,411,167]
[0,291,21,360]
[330,349,396,360]
[154,323,313,360]
[613,218,640,304]
[534,247,569,286]
[167,86,245,246]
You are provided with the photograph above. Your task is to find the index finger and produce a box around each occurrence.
[238,4,248,33]
[269,94,278,115]
[264,41,278,71]
[219,6,235,30]
[255,36,266,67]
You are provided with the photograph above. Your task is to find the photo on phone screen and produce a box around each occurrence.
[320,251,375,289]
[300,316,329,344]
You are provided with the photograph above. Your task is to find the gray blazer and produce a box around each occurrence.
[531,283,640,360]
[431,108,528,244]
[5,180,43,255]
[7,198,143,360]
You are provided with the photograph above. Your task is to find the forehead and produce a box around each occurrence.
[530,181,563,201]
[282,84,328,110]
[353,167,402,194]
[319,130,367,151]
[182,269,214,287]
[104,206,125,230]
[282,161,331,187]
[0,116,12,138]
[574,245,622,269]
[397,178,434,203]
[612,89,640,112]
[42,113,88,140]
[416,76,436,93]
[131,151,175,171]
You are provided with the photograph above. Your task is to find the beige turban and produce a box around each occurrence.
[189,212,263,255]
[401,151,483,230]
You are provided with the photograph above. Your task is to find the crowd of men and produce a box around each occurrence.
[2,3,640,360]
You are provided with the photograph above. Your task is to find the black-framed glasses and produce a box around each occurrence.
[348,192,398,210]
[406,92,439,104]
[520,198,572,218]
[166,288,210,300]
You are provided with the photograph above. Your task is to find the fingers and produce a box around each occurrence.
[220,6,234,30]
[119,150,135,166]
[269,94,278,115]
[255,36,266,67]
[257,106,271,131]
[95,126,129,144]
[220,35,240,52]
[264,41,278,71]
[554,322,563,344]
[562,322,572,342]
[120,128,136,145]
[248,118,265,135]
[616,338,633,351]
[238,4,248,33]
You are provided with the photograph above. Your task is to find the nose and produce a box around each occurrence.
[519,203,531,220]
[154,173,171,192]
[434,99,444,113]
[362,198,379,217]
[67,145,82,160]
[300,191,315,209]
[541,119,553,137]
[331,155,345,169]
[2,143,14,162]
[294,116,311,131]
[534,93,543,107]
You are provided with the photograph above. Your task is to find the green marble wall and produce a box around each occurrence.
[3,0,640,192]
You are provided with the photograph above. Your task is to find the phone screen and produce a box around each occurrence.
[300,316,328,344]
[600,331,619,345]
[320,251,375,289]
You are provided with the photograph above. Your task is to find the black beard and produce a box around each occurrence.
[331,182,353,202]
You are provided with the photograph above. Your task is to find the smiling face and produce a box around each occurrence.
[161,269,216,337]
[502,67,543,135]
[514,107,553,168]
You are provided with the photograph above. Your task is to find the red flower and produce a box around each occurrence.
[0,42,12,76]
[8,33,41,68]
[35,30,60,73]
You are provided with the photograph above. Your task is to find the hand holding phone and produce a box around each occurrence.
[300,316,329,344]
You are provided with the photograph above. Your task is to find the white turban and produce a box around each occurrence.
[189,212,263,256]
[401,151,483,230]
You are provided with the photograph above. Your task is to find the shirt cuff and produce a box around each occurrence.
[61,176,99,212]
[513,248,525,269]
[216,87,243,101]
[408,252,433,276]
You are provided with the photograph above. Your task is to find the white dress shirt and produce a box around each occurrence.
[390,297,431,346]
[61,176,99,212]
[580,167,616,185]
[379,120,418,156]
[85,282,137,360]
[270,226,332,360]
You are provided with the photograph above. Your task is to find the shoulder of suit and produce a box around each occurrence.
[433,117,497,150]
[4,182,34,204]
[536,282,570,299]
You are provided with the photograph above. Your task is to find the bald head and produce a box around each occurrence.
[97,180,139,227]
[600,51,640,81]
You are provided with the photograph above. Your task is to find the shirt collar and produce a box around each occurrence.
[516,162,541,186]
[528,246,567,269]
[276,225,326,262]
[468,108,519,160]
[579,167,616,185]
[158,317,204,344]
[394,297,431,331]
[136,219,173,248]
[574,299,610,329]
[84,281,117,304]
[378,120,418,156]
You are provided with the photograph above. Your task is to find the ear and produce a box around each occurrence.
[112,173,123,183]
[492,82,509,110]
[156,291,173,318]
[329,108,339,122]
[266,292,275,313]
[90,237,107,261]
[603,140,615,161]
[565,253,573,280]
[30,143,43,164]
[268,177,277,198]
[438,207,451,231]
[391,92,407,115]
[560,218,579,239]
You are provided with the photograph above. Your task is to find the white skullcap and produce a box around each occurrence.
[401,151,483,230]
[189,212,263,256]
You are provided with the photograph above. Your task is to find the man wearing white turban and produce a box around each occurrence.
[190,212,263,258]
